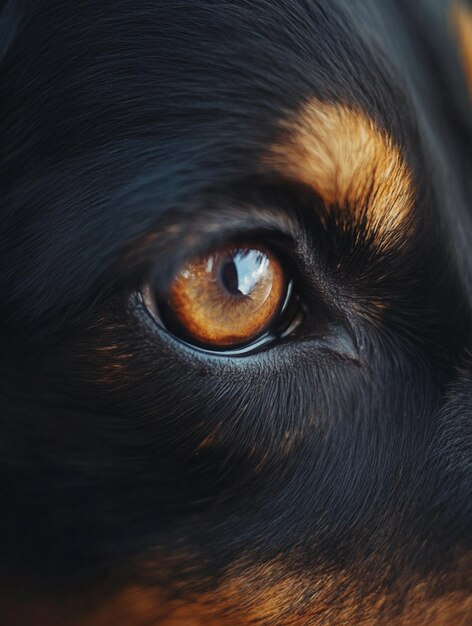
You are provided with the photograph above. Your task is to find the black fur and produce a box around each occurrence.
[1,0,471,622]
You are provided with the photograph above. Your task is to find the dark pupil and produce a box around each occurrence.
[220,258,241,295]
[219,250,267,297]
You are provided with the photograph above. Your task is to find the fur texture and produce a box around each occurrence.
[0,1,471,623]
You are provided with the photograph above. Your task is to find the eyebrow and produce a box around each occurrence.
[263,99,416,249]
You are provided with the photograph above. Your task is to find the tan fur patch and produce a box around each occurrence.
[264,100,415,246]
[5,559,471,626]
[452,2,472,97]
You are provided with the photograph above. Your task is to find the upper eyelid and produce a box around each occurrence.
[121,207,305,292]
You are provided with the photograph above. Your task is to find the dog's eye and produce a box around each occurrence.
[142,244,289,350]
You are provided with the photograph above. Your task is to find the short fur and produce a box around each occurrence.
[1,1,471,624]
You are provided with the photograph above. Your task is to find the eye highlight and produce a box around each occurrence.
[143,243,288,350]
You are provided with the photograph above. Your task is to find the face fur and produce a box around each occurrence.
[0,1,471,624]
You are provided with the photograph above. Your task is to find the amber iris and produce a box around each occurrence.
[160,245,286,348]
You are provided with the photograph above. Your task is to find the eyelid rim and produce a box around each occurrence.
[140,225,298,301]
[120,200,304,294]
[139,277,299,357]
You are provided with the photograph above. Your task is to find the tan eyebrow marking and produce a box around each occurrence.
[451,2,472,97]
[264,100,415,247]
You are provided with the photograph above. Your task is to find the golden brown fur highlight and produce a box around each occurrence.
[452,2,472,97]
[5,558,470,626]
[265,100,415,246]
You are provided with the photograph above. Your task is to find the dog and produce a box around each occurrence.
[1,1,471,624]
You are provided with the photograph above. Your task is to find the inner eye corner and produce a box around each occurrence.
[139,240,301,355]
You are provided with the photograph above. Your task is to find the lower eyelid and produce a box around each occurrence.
[134,288,357,365]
